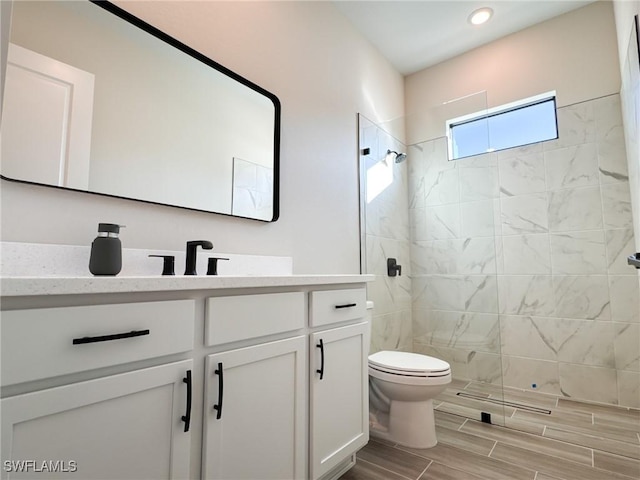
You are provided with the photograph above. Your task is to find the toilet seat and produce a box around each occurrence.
[368,351,451,386]
[369,351,450,375]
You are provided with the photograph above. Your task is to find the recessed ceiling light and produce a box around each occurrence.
[469,7,493,26]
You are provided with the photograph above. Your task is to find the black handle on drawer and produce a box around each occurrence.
[334,303,357,309]
[72,329,150,345]
[316,339,325,380]
[213,362,224,420]
[181,370,192,433]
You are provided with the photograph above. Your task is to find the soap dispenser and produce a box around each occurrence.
[89,223,124,276]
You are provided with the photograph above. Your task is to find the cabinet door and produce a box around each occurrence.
[310,322,369,480]
[1,360,192,480]
[203,336,306,480]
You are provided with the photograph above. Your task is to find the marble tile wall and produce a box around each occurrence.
[360,115,413,354]
[409,94,640,408]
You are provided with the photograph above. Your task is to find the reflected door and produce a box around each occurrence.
[1,44,94,189]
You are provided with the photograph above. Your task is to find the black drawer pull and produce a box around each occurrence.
[72,329,150,345]
[213,362,224,420]
[335,303,357,309]
[316,339,325,380]
[181,370,192,433]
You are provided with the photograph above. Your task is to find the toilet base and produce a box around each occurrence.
[376,399,437,449]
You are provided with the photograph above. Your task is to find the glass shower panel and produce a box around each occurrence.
[359,114,413,355]
[405,91,508,427]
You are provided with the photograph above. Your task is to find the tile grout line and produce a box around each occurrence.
[356,457,416,480]
[458,418,469,432]
[482,437,543,478]
[415,460,433,480]
[486,419,601,466]
[484,430,629,478]
[439,381,640,457]
[487,439,499,458]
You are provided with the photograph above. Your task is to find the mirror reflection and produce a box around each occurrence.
[1,1,280,221]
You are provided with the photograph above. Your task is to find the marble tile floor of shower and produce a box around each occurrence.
[341,380,640,480]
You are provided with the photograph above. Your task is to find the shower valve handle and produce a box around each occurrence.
[387,258,402,277]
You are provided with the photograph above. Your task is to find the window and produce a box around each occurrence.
[447,92,558,160]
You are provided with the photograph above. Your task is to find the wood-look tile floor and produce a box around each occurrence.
[342,381,640,480]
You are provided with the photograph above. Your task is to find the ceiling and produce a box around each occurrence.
[332,0,598,75]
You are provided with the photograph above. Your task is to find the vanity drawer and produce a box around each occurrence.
[309,288,367,327]
[205,292,305,346]
[1,300,195,386]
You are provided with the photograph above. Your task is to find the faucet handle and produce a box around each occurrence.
[149,255,175,276]
[207,257,230,276]
[387,258,402,277]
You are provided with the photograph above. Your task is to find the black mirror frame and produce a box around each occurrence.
[1,0,281,222]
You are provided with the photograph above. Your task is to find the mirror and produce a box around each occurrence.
[0,0,280,221]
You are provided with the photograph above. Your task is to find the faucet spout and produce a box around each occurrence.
[185,240,213,275]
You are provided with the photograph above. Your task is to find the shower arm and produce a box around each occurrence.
[628,253,640,269]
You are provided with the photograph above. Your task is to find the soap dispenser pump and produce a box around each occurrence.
[89,223,124,276]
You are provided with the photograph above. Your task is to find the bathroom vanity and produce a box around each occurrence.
[0,274,373,480]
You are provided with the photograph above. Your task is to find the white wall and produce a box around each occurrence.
[406,1,620,116]
[0,1,404,273]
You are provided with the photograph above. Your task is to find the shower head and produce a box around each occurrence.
[387,149,407,163]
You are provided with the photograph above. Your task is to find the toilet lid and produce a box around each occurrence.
[369,350,450,374]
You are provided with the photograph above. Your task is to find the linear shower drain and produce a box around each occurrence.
[455,392,552,414]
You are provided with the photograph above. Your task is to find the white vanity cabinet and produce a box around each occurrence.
[0,275,372,480]
[202,337,306,480]
[1,360,193,480]
[0,300,196,480]
[310,323,369,480]
[0,300,195,386]
[202,293,307,480]
[309,289,369,480]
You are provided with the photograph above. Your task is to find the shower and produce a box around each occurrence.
[386,149,407,163]
[359,88,639,456]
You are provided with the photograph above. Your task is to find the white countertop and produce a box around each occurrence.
[0,274,374,297]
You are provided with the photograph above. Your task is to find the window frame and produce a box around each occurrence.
[446,91,558,161]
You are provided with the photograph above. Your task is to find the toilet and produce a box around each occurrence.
[368,350,451,449]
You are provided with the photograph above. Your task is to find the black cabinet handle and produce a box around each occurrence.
[213,362,224,420]
[335,303,357,309]
[316,339,325,380]
[72,329,150,345]
[181,370,192,433]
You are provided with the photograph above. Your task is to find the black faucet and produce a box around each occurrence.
[185,240,213,275]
